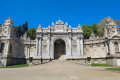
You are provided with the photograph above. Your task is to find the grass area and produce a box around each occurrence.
[0,64,29,68]
[91,64,112,67]
[106,67,120,71]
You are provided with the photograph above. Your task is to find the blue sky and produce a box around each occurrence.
[0,0,120,29]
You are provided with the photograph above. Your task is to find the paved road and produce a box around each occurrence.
[0,60,120,80]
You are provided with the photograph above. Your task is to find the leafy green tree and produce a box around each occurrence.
[82,24,104,39]
[92,23,99,36]
[15,25,22,38]
[14,21,28,38]
[91,23,104,37]
[97,27,104,37]
[82,25,92,39]
[27,27,36,40]
[22,21,28,34]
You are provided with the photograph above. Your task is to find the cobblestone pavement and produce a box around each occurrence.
[0,60,120,80]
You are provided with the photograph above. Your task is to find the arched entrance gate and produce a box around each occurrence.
[54,39,66,60]
[36,19,84,60]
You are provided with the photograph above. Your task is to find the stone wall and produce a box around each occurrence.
[1,16,120,67]
[84,37,107,58]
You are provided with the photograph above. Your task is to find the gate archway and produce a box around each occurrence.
[54,39,66,60]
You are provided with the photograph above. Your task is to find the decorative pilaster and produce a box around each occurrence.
[36,38,39,56]
[69,35,72,56]
[80,37,84,56]
[78,37,81,55]
[27,47,29,59]
[105,43,109,54]
[39,38,42,56]
[109,41,113,54]
[48,37,50,58]
[6,41,10,57]
[48,34,50,57]
[3,40,10,66]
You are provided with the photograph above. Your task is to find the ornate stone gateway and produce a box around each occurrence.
[54,39,66,60]
[36,19,84,60]
[1,16,120,66]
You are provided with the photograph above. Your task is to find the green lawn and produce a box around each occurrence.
[106,67,120,71]
[91,64,112,67]
[0,64,29,68]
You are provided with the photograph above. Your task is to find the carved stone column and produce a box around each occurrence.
[80,37,84,56]
[6,41,10,57]
[36,38,39,56]
[3,40,10,66]
[69,35,72,56]
[39,37,42,56]
[48,37,50,58]
[105,43,108,54]
[109,41,113,54]
[77,37,81,55]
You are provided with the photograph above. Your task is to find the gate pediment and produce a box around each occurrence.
[51,19,68,32]
[36,19,83,33]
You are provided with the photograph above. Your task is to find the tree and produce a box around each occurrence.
[14,25,22,38]
[98,17,120,28]
[97,17,108,28]
[82,24,104,39]
[27,27,36,40]
[22,21,28,34]
[115,20,120,26]
[14,21,28,38]
[97,17,120,37]
[92,23,104,37]
[82,25,92,39]
[92,23,99,36]
[97,27,104,37]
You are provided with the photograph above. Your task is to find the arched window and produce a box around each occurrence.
[115,42,119,53]
[0,43,5,54]
[10,44,12,54]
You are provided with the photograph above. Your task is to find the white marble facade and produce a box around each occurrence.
[0,17,120,66]
[36,20,83,60]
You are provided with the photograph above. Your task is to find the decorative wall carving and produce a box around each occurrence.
[72,38,77,50]
[42,39,47,50]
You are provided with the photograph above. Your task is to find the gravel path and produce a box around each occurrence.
[0,60,120,80]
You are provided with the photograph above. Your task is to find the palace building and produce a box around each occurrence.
[0,17,120,66]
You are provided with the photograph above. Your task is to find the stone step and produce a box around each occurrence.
[59,55,65,60]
